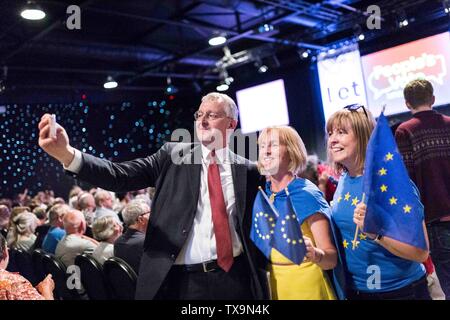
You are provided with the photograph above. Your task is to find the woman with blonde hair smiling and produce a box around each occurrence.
[256,125,338,300]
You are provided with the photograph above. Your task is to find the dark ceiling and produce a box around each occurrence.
[0,0,448,96]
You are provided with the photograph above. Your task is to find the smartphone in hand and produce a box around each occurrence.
[49,114,57,139]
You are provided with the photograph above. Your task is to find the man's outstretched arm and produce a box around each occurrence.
[38,113,169,192]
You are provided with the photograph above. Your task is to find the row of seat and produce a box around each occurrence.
[7,248,138,300]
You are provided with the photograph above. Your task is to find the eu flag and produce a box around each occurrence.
[272,194,307,265]
[250,189,307,264]
[362,112,427,250]
[250,189,278,259]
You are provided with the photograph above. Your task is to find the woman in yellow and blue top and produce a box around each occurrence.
[326,105,430,299]
[257,126,339,300]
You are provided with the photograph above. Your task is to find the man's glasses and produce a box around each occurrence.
[343,103,368,119]
[194,111,229,121]
[139,211,150,217]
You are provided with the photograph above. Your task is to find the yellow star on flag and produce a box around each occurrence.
[351,239,360,249]
[337,196,343,203]
[359,233,367,240]
[351,197,359,206]
[343,239,349,249]
[378,167,387,176]
[344,192,351,201]
[403,204,412,213]
[389,196,398,205]
[385,152,394,161]
[380,184,388,192]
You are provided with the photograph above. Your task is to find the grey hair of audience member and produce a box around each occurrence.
[134,194,152,207]
[122,200,150,226]
[94,190,112,207]
[92,215,117,242]
[8,211,39,246]
[12,212,38,235]
[78,192,95,211]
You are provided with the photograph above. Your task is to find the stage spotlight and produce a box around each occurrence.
[443,0,450,13]
[258,65,268,73]
[257,23,274,33]
[103,76,118,89]
[216,83,229,92]
[358,33,365,41]
[254,59,269,73]
[208,35,226,46]
[224,75,234,85]
[397,10,409,28]
[300,50,311,59]
[20,1,46,20]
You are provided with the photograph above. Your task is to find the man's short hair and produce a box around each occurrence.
[403,79,434,109]
[78,192,94,210]
[122,200,150,226]
[94,190,111,207]
[201,92,239,120]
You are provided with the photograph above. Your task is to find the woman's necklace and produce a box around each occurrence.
[269,175,296,203]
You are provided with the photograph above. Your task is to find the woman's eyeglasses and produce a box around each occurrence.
[343,103,368,119]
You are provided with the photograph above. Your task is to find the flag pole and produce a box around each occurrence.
[352,193,366,250]
[258,186,279,218]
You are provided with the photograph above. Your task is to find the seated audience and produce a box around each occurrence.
[55,209,98,267]
[7,212,39,251]
[32,207,51,250]
[42,204,70,254]
[94,190,121,224]
[92,216,123,265]
[0,234,55,300]
[77,192,96,238]
[114,200,150,274]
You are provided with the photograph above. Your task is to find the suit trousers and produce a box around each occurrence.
[154,255,254,300]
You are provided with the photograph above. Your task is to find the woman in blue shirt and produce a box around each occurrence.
[326,105,430,300]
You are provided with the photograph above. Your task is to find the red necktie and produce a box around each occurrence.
[208,150,234,272]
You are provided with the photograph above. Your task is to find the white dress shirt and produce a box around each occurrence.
[63,145,243,265]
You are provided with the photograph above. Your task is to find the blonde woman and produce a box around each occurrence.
[257,126,337,300]
[91,215,123,265]
[8,211,39,251]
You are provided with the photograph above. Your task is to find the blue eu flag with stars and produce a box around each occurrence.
[250,189,306,264]
[362,112,427,250]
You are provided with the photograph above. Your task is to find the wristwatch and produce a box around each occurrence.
[373,234,383,243]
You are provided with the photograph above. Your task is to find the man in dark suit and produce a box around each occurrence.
[38,93,268,300]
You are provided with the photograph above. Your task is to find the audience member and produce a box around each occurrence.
[92,216,123,264]
[55,209,98,267]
